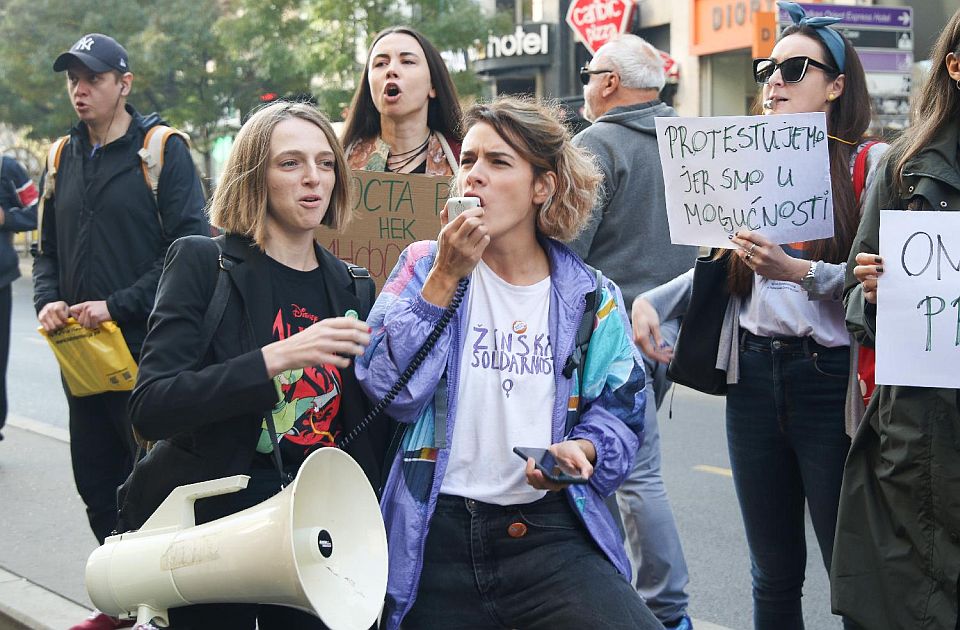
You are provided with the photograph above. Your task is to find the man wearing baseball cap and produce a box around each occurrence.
[35,34,207,630]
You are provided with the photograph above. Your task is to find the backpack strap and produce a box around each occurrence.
[853,141,881,205]
[564,265,604,434]
[344,263,374,316]
[139,125,191,201]
[199,241,233,360]
[35,136,71,255]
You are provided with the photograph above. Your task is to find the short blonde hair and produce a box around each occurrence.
[208,101,352,247]
[459,97,601,242]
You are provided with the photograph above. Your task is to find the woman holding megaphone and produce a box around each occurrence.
[356,96,662,630]
[122,100,386,628]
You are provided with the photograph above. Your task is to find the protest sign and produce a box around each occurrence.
[655,112,834,248]
[317,170,450,290]
[876,210,960,388]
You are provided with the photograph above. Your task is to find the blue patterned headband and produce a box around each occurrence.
[778,1,846,73]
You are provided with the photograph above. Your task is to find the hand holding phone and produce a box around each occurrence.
[513,446,589,485]
[445,196,481,222]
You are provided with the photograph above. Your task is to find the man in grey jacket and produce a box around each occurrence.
[569,34,696,630]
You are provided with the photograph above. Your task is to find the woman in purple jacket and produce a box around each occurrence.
[356,97,662,630]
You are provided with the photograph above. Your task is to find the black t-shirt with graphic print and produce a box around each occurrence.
[254,256,344,471]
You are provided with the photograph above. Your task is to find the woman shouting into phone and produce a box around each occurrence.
[356,97,661,630]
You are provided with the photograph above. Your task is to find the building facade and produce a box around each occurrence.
[473,0,950,130]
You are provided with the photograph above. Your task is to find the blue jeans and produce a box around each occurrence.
[404,493,663,629]
[617,317,690,624]
[727,331,855,630]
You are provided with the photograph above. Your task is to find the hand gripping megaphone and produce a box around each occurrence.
[85,447,388,629]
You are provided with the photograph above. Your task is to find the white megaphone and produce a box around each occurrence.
[84,447,388,629]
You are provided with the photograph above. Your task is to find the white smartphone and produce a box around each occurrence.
[446,196,481,221]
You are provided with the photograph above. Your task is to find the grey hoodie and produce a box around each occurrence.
[569,100,697,309]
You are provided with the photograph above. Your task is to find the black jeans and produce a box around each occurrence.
[404,493,663,630]
[727,331,857,630]
[66,387,138,544]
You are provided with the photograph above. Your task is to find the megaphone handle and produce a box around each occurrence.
[139,475,250,531]
[136,604,168,628]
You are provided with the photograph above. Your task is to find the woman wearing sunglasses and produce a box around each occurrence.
[632,2,884,628]
[832,9,960,629]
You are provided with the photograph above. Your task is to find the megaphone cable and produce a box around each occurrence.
[337,277,469,450]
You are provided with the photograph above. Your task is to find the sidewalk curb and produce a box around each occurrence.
[0,567,91,630]
[7,414,69,443]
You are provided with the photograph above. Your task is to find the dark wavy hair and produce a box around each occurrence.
[341,26,462,151]
[730,24,872,295]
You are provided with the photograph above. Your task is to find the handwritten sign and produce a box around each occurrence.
[317,170,450,290]
[876,211,960,388]
[655,112,834,248]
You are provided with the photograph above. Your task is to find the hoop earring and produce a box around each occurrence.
[956,78,960,91]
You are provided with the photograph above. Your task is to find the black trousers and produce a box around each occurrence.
[65,387,138,544]
[0,284,10,435]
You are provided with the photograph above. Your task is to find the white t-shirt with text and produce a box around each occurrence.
[440,260,555,505]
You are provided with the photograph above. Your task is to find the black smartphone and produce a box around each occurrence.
[512,446,589,485]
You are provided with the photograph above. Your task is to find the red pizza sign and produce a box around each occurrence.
[565,0,634,56]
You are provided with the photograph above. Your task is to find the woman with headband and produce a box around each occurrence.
[832,8,960,628]
[631,3,883,627]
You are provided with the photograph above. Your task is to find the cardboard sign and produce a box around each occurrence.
[317,170,451,290]
[655,112,834,248]
[876,211,960,388]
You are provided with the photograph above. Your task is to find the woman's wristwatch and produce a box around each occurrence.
[801,260,818,291]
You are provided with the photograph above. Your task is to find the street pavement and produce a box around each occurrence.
[0,272,846,629]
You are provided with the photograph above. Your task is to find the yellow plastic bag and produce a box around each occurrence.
[38,318,138,397]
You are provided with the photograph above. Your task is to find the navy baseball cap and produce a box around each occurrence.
[53,34,130,74]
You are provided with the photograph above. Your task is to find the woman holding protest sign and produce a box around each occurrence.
[832,9,960,628]
[355,96,661,630]
[632,3,883,627]
[343,26,461,175]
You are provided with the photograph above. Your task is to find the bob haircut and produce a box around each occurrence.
[208,100,352,248]
[341,26,462,150]
[459,97,601,242]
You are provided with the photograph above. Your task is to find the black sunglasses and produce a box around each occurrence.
[753,56,838,84]
[579,66,614,86]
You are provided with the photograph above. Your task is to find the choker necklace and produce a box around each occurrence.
[387,134,431,172]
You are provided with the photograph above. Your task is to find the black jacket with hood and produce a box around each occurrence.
[32,105,208,356]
